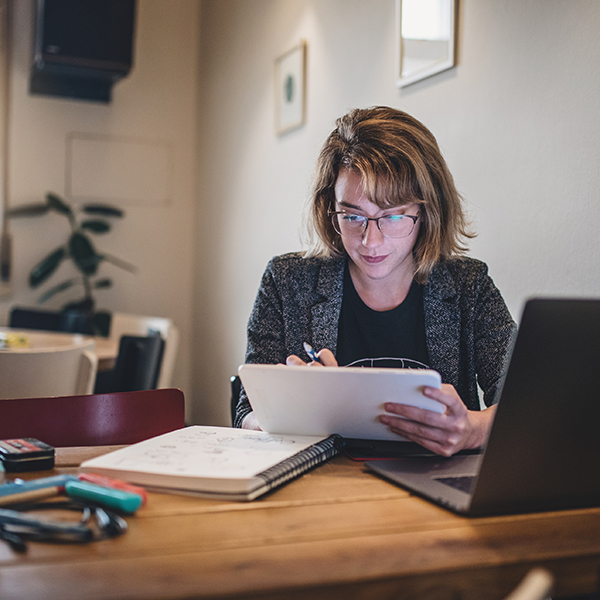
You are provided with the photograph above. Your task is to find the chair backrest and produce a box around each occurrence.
[0,388,185,447]
[0,330,97,399]
[95,335,164,394]
[109,312,178,388]
[9,307,63,331]
[230,374,241,426]
[9,306,97,335]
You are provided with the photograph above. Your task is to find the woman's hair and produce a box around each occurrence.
[305,106,475,283]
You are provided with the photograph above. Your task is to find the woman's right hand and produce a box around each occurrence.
[241,411,262,430]
[285,348,338,367]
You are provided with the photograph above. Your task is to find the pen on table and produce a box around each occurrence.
[303,342,324,365]
[0,474,143,514]
[0,475,77,506]
[0,487,62,506]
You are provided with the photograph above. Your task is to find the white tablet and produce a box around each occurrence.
[238,364,443,441]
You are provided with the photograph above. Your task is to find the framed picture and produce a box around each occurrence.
[275,41,306,134]
[396,0,457,88]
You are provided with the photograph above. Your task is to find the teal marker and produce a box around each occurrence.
[64,480,143,514]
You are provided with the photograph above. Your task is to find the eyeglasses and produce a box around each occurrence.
[329,210,419,239]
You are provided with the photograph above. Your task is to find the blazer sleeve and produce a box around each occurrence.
[234,258,288,427]
[471,265,517,407]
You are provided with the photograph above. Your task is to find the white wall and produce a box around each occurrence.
[1,0,200,418]
[193,0,600,426]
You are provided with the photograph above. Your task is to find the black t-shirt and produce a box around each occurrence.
[336,263,430,369]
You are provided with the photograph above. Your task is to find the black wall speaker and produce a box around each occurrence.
[30,0,136,103]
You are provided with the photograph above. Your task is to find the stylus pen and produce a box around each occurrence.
[303,342,324,365]
[0,486,61,507]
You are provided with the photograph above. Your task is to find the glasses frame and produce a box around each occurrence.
[328,210,420,239]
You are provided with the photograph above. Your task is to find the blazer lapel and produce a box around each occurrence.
[311,258,345,353]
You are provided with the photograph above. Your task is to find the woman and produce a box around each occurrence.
[235,106,516,457]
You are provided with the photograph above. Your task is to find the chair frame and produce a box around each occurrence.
[0,389,185,447]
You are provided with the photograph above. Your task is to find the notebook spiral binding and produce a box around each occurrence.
[256,434,341,493]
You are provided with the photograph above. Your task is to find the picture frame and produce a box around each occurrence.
[275,41,306,134]
[396,0,457,88]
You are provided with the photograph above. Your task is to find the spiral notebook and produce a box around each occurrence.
[79,426,339,501]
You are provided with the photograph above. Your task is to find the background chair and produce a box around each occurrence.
[9,308,178,388]
[94,335,164,394]
[9,306,108,336]
[9,307,65,331]
[0,330,97,399]
[230,374,241,426]
[0,388,185,447]
[108,312,179,388]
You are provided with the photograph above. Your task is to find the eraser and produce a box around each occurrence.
[0,438,55,472]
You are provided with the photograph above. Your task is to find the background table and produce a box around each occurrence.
[0,447,598,600]
[92,336,119,371]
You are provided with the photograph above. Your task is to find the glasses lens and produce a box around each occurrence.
[332,213,365,236]
[379,215,416,238]
[331,212,418,238]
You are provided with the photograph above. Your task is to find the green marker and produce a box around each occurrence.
[65,480,143,514]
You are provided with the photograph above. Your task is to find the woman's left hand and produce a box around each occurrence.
[379,384,497,457]
[286,348,338,367]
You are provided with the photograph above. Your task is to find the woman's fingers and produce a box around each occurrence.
[286,348,338,367]
[379,384,491,456]
[317,348,338,366]
[286,354,307,366]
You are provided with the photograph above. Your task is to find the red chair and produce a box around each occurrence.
[0,389,185,447]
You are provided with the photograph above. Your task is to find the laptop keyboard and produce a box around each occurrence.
[435,475,475,494]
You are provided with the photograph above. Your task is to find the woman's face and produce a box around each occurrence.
[333,169,420,289]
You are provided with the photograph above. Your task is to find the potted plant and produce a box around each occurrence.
[7,192,136,335]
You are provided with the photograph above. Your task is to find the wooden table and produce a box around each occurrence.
[0,447,599,600]
[0,327,118,372]
[92,336,119,371]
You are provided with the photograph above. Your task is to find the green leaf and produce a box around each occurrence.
[69,232,102,275]
[93,278,112,289]
[81,219,111,234]
[46,193,73,216]
[29,247,66,288]
[5,203,50,218]
[36,279,77,304]
[82,204,124,218]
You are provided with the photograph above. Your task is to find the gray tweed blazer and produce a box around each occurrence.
[233,252,516,427]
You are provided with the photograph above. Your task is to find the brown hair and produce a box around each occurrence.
[306,106,474,283]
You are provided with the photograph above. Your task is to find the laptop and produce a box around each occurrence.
[366,298,600,516]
